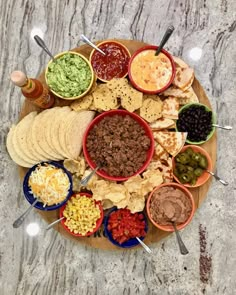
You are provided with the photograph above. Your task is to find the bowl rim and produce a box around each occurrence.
[146,182,195,232]
[104,207,148,248]
[23,161,73,211]
[89,40,131,82]
[59,192,104,237]
[82,109,155,182]
[128,45,176,94]
[176,102,216,145]
[45,51,95,100]
[172,145,213,188]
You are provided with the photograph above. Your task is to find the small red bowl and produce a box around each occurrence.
[83,109,155,182]
[172,145,213,188]
[59,192,104,237]
[128,45,176,94]
[89,40,131,82]
[146,183,195,232]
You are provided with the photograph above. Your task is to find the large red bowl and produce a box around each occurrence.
[83,109,155,181]
[128,45,176,94]
[59,192,104,237]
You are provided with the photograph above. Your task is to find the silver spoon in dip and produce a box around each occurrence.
[212,124,232,130]
[13,198,39,228]
[155,25,175,56]
[80,34,106,56]
[34,35,56,61]
[171,221,189,255]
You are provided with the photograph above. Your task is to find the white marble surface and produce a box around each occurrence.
[0,0,236,294]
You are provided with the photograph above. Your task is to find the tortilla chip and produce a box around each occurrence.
[140,97,163,123]
[93,84,118,111]
[177,87,199,105]
[107,78,129,97]
[72,174,82,191]
[162,97,179,119]
[63,157,86,176]
[70,94,93,112]
[127,194,145,213]
[147,157,173,183]
[101,199,114,210]
[124,175,143,193]
[120,85,143,112]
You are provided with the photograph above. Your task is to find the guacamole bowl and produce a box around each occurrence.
[45,51,95,100]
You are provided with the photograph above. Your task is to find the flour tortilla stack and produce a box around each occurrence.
[149,118,175,130]
[31,110,61,161]
[65,110,95,159]
[6,125,33,167]
[58,110,78,159]
[50,106,72,158]
[147,157,173,183]
[153,131,187,157]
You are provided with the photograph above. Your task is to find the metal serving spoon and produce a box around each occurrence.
[172,222,189,255]
[34,35,55,61]
[212,124,232,130]
[155,25,175,56]
[13,198,39,228]
[206,170,228,186]
[136,237,152,254]
[80,34,106,56]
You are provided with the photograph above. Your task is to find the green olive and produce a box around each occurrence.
[191,152,202,162]
[199,155,208,169]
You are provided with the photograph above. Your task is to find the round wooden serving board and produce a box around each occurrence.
[18,39,217,250]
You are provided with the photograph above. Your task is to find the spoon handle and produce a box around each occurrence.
[136,237,152,254]
[13,198,38,228]
[212,124,232,130]
[80,34,106,56]
[80,166,100,187]
[206,170,229,186]
[46,217,65,230]
[172,223,189,255]
[34,35,55,60]
[155,25,175,56]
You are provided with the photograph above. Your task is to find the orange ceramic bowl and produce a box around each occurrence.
[172,145,213,188]
[146,183,195,232]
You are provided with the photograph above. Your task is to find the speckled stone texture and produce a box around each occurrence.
[0,0,236,294]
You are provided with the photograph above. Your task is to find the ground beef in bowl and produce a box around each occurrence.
[86,114,151,177]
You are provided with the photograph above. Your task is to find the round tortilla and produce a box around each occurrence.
[6,125,33,167]
[50,106,72,158]
[31,111,59,160]
[39,107,64,160]
[58,110,78,159]
[65,110,95,159]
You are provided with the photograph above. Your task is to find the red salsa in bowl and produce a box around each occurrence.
[89,40,131,82]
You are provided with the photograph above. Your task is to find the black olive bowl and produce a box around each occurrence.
[176,103,216,145]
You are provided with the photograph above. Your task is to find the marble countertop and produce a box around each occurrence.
[0,0,236,294]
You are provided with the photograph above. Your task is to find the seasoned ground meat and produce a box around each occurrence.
[86,114,151,177]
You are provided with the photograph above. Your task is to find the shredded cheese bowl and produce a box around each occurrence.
[59,193,104,237]
[23,162,73,211]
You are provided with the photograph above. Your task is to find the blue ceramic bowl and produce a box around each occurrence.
[104,207,148,248]
[23,161,73,211]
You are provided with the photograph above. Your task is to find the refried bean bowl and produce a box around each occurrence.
[83,109,155,181]
[146,183,195,232]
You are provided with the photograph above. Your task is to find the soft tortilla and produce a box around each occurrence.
[153,131,187,157]
[65,110,95,159]
[6,125,33,167]
[173,67,194,91]
[50,106,71,158]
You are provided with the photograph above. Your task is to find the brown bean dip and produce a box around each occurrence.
[150,187,192,225]
[86,114,151,177]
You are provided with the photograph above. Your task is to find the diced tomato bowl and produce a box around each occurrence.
[104,208,148,248]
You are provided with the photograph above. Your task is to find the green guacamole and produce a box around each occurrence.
[46,53,92,98]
